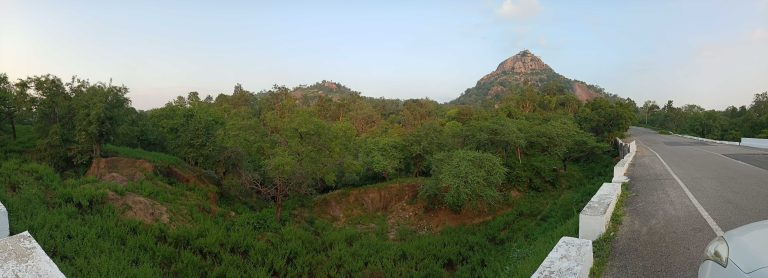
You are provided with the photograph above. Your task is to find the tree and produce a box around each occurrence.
[423,150,507,212]
[256,90,361,220]
[400,99,440,130]
[576,98,636,141]
[26,75,76,169]
[146,95,223,167]
[404,122,448,176]
[641,100,659,126]
[361,136,405,180]
[0,74,31,141]
[751,92,768,118]
[71,80,131,160]
[462,116,523,161]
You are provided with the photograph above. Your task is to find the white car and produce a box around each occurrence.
[699,220,768,277]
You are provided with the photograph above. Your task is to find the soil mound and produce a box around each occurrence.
[106,191,170,224]
[315,182,514,238]
[86,157,217,188]
[86,158,154,184]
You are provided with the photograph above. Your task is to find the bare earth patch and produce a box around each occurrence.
[106,191,170,225]
[86,157,154,184]
[86,156,217,191]
[315,182,517,239]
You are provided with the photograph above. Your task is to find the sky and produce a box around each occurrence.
[1,0,767,110]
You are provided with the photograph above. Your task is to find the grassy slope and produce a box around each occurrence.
[102,144,187,167]
[0,142,613,277]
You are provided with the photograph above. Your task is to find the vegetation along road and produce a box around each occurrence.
[606,126,768,277]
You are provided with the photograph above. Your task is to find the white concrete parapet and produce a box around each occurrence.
[612,159,630,183]
[674,133,739,145]
[0,201,7,239]
[534,136,634,277]
[741,138,768,149]
[532,237,593,278]
[0,231,65,277]
[579,183,621,241]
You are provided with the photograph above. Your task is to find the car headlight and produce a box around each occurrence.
[704,236,729,268]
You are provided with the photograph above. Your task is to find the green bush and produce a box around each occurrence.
[428,150,507,212]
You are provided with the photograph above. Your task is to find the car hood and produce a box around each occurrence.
[724,220,768,274]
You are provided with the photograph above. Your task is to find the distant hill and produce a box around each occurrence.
[290,80,361,100]
[451,50,610,105]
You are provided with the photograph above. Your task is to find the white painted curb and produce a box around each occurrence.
[0,231,65,277]
[532,237,593,278]
[0,201,7,239]
[741,138,768,149]
[579,183,621,241]
[534,136,636,276]
[0,201,64,276]
[672,133,740,146]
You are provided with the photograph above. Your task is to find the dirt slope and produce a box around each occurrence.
[314,181,516,239]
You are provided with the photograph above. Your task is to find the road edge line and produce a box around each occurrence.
[639,141,724,236]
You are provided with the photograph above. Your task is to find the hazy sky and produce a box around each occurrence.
[1,0,767,110]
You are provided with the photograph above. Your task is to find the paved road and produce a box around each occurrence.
[605,127,768,277]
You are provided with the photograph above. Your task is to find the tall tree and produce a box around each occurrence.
[0,74,31,140]
[27,75,76,169]
[71,80,131,160]
[424,150,507,212]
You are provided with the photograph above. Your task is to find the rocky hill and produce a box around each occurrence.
[451,50,606,105]
[290,80,361,100]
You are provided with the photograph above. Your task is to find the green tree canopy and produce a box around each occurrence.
[427,150,507,212]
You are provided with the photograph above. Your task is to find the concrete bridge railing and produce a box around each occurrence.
[741,138,768,149]
[673,133,740,146]
[533,137,636,277]
[0,201,65,277]
[673,133,768,149]
[0,202,7,238]
[579,183,621,241]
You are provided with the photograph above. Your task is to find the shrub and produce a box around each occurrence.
[427,150,507,212]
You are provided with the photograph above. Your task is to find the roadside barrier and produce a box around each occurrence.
[0,201,7,238]
[673,133,740,146]
[532,237,593,278]
[741,138,768,149]
[0,201,65,276]
[579,183,621,241]
[534,137,636,277]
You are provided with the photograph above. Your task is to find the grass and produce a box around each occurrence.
[589,182,629,278]
[0,157,614,277]
[0,125,37,158]
[102,144,186,167]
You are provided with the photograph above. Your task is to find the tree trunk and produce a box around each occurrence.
[412,157,423,177]
[274,181,284,221]
[9,115,16,141]
[275,194,282,222]
[93,143,102,158]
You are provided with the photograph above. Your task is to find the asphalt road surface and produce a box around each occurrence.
[605,127,768,277]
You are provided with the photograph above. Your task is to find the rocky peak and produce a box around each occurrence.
[453,49,606,105]
[494,50,551,74]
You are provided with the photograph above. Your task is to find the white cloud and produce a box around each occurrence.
[497,0,541,20]
[752,28,768,41]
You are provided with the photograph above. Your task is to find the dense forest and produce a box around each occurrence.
[638,92,768,140]
[0,73,635,276]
